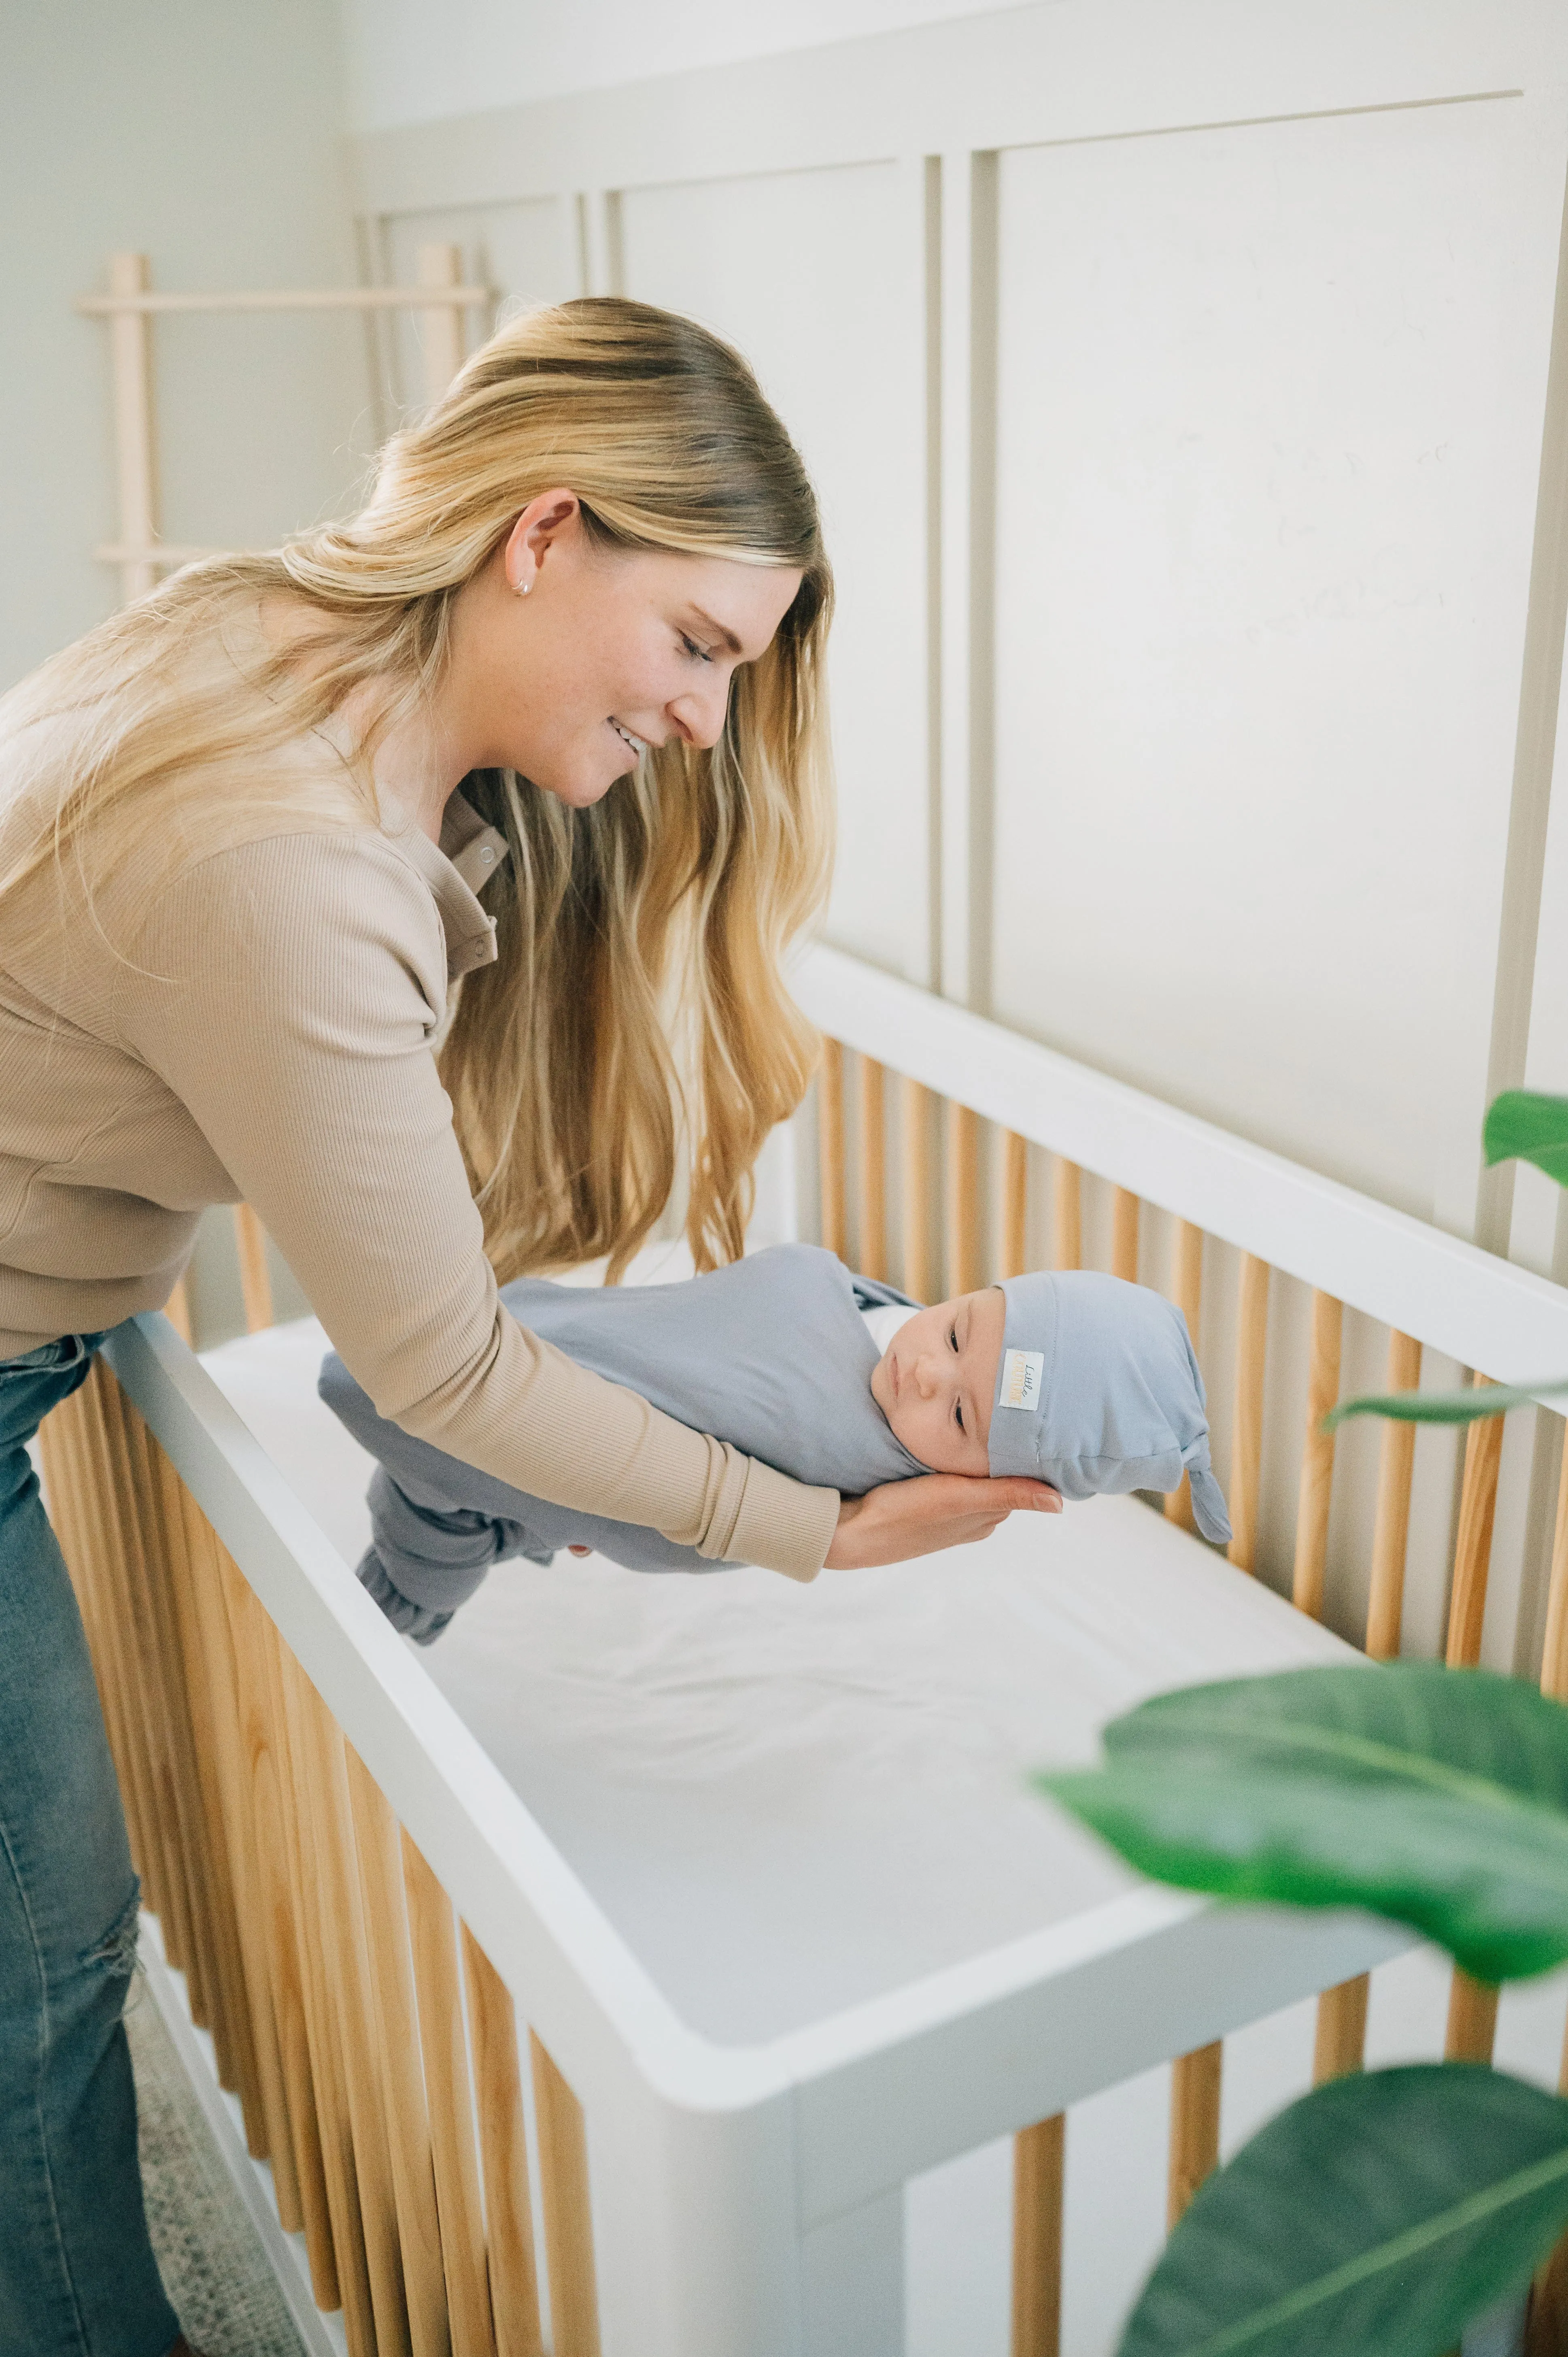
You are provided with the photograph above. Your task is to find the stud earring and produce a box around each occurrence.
[514,577,531,597]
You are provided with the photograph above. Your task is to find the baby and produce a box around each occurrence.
[319,1243,1230,1643]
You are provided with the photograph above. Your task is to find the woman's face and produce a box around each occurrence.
[450,490,805,808]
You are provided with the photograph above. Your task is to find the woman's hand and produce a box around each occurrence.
[823,1473,1062,1570]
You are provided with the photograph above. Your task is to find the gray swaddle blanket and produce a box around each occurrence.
[318,1243,1228,1642]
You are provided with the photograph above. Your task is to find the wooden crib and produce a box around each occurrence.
[38,937,1568,2357]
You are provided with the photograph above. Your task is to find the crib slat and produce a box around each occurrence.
[403,1832,500,2357]
[1011,2113,1064,2357]
[345,1747,451,2357]
[1292,1292,1343,1620]
[1447,1375,1503,1670]
[1445,1970,1500,2064]
[1167,2040,1223,2225]
[146,1430,265,2146]
[531,2030,603,2357]
[903,1078,937,1302]
[1538,1426,1568,1704]
[234,1202,276,1333]
[1111,1188,1140,1285]
[819,1039,847,1260]
[165,1275,194,1344]
[1002,1131,1029,1278]
[1312,1976,1369,2085]
[38,1389,148,1889]
[1164,1223,1205,1532]
[1530,1451,1568,2355]
[1365,1331,1423,1659]
[462,1925,546,2357]
[84,1370,194,1978]
[261,1612,374,2347]
[857,1055,888,1282]
[291,1676,413,2357]
[949,1102,982,1294]
[1227,1255,1270,1575]
[118,1392,228,2058]
[171,1475,302,2223]
[1052,1158,1082,1274]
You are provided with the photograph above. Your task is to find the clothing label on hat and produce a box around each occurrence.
[999,1348,1044,1411]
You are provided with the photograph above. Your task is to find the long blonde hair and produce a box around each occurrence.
[0,298,835,1279]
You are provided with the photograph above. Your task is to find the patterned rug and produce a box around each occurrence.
[126,1972,307,2357]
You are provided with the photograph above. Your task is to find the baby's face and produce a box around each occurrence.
[868,1286,1007,1476]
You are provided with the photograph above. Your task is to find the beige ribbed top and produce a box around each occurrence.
[0,638,839,1581]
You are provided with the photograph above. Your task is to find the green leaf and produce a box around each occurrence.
[1326,1378,1568,1431]
[1036,1665,1568,1980]
[1118,2064,1568,2357]
[1485,1090,1568,1183]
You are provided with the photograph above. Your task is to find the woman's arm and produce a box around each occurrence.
[122,831,838,1578]
[826,1473,1062,1567]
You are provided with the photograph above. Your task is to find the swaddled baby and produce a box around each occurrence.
[319,1243,1231,1643]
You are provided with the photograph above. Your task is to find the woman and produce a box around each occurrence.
[0,296,1055,2354]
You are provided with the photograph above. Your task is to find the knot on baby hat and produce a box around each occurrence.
[987,1271,1232,1544]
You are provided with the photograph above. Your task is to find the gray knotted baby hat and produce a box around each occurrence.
[986,1270,1232,1543]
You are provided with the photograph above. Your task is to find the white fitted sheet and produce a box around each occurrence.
[200,1311,1353,2047]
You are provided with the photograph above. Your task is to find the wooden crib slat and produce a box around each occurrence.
[1011,2114,1064,2357]
[1052,1159,1082,1274]
[1538,1426,1568,1705]
[819,1039,847,1261]
[261,1612,374,2347]
[1312,1976,1369,2085]
[1447,1375,1504,1670]
[1365,1331,1423,1660]
[1437,1376,1507,2076]
[903,1077,937,1302]
[164,1275,194,1344]
[462,1925,546,2357]
[79,1368,189,1971]
[67,1366,164,1920]
[1445,1971,1500,2064]
[403,1831,500,2357]
[1167,2041,1223,2226]
[117,1391,228,2059]
[949,1102,982,1294]
[234,1202,275,1333]
[1164,1223,1205,1532]
[145,1429,265,2146]
[1227,1255,1270,1575]
[530,2030,603,2357]
[290,1670,414,2357]
[1002,1130,1029,1278]
[344,1746,450,2357]
[1111,1189,1140,1285]
[857,1055,888,1282]
[38,1389,147,1888]
[171,1475,302,2221]
[1292,1292,1343,1620]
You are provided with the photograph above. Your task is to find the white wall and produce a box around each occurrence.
[0,0,368,696]
[338,0,1038,132]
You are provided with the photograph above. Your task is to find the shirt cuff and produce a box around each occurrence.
[717,1455,840,1582]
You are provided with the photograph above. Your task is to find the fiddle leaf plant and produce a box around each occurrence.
[1024,1086,1568,2357]
[1038,1668,1568,2357]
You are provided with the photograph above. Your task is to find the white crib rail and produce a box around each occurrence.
[794,942,1568,1397]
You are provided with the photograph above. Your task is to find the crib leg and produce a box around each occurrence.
[801,2190,903,2357]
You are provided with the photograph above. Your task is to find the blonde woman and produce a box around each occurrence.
[0,297,1055,2354]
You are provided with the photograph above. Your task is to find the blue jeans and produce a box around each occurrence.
[0,1334,179,2357]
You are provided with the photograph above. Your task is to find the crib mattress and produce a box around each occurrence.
[200,1314,1354,2048]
